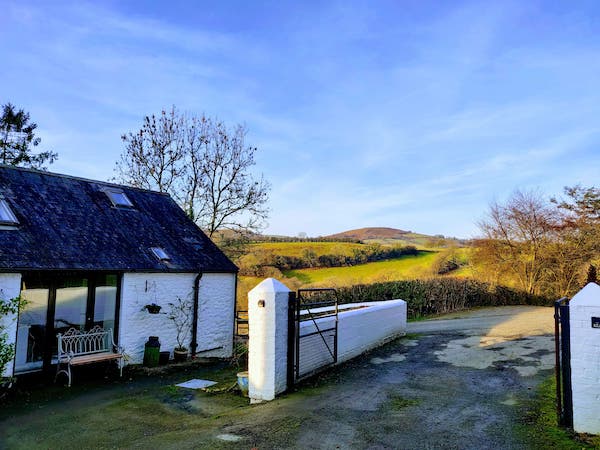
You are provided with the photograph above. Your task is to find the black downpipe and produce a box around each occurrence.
[191,272,203,358]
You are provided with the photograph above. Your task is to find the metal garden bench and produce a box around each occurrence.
[55,326,124,387]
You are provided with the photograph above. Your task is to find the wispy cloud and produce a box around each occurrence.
[2,1,600,237]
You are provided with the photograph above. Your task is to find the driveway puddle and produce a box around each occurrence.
[434,335,554,376]
[216,433,243,442]
[371,353,406,364]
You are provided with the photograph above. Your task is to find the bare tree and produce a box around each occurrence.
[115,107,270,238]
[475,188,600,297]
[115,107,186,194]
[475,190,557,295]
[194,121,270,236]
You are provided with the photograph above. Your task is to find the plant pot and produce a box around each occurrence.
[173,348,188,363]
[237,371,249,397]
[0,378,14,401]
[159,351,170,365]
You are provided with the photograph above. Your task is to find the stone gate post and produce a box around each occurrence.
[247,278,291,403]
[570,282,600,434]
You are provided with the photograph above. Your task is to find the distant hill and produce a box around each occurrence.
[325,227,467,248]
[326,227,411,240]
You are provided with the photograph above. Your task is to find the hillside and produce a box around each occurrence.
[327,227,410,240]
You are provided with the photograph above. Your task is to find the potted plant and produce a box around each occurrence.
[167,296,193,362]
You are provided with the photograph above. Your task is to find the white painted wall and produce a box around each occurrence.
[247,278,407,403]
[197,273,236,358]
[569,282,600,434]
[0,273,22,377]
[119,272,235,365]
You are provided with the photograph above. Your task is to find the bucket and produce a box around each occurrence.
[237,371,249,397]
[159,351,170,365]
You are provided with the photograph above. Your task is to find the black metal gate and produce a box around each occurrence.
[288,288,338,384]
[554,297,573,427]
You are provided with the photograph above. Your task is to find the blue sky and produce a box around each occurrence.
[2,1,600,238]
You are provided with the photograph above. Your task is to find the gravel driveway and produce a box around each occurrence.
[217,306,555,449]
[0,306,555,449]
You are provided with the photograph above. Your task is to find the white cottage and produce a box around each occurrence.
[0,165,238,378]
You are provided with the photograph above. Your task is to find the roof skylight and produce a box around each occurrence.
[105,189,134,208]
[0,198,19,225]
[151,247,171,261]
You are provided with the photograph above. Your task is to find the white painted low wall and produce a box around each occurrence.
[247,278,407,403]
[298,300,407,376]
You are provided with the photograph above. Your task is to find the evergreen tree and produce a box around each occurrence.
[586,264,597,284]
[0,103,57,169]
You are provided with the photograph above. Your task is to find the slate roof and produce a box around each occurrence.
[0,166,238,273]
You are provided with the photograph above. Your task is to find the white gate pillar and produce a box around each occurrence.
[570,282,600,434]
[248,278,291,403]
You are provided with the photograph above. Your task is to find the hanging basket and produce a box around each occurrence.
[144,303,162,314]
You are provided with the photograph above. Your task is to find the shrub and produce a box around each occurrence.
[1,296,24,379]
[335,278,552,319]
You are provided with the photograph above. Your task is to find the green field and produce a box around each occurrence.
[283,252,438,287]
[237,241,472,309]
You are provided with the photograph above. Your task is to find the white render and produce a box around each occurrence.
[569,282,600,434]
[247,278,407,403]
[248,278,291,403]
[118,272,236,364]
[0,273,22,377]
[197,272,236,358]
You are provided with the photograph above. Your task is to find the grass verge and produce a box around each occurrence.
[518,376,600,449]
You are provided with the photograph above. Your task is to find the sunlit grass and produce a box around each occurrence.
[283,252,438,287]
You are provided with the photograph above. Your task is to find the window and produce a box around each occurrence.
[0,198,19,225]
[104,189,134,208]
[151,247,171,261]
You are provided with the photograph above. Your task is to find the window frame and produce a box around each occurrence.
[150,247,171,261]
[0,197,19,225]
[104,188,134,208]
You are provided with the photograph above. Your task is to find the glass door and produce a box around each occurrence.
[52,277,89,360]
[14,280,49,373]
[92,274,118,332]
[15,273,120,374]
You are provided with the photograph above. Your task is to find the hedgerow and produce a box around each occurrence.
[335,278,552,319]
